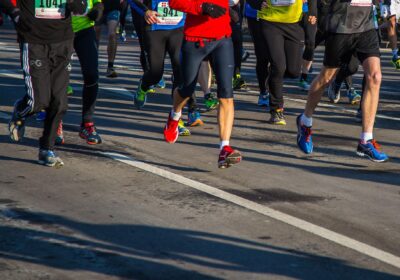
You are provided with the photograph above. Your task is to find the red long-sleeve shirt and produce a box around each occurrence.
[169,0,231,40]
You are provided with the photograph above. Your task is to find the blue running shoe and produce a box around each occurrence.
[347,88,361,105]
[157,78,166,89]
[356,140,388,162]
[257,93,270,108]
[187,110,204,127]
[36,110,46,121]
[296,114,313,154]
[38,149,64,167]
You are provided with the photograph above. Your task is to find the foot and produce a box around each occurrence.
[55,121,65,145]
[299,79,310,91]
[356,139,389,162]
[157,78,166,89]
[391,54,400,70]
[204,93,219,111]
[119,29,127,42]
[178,119,191,136]
[38,149,64,168]
[233,74,246,90]
[296,114,313,154]
[164,114,179,143]
[79,122,102,145]
[133,85,148,109]
[218,146,242,169]
[257,93,270,108]
[347,88,361,105]
[327,82,341,103]
[67,85,74,95]
[268,108,286,125]
[9,108,25,142]
[187,110,204,127]
[106,67,118,78]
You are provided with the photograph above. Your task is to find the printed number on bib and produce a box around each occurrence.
[157,2,183,25]
[270,0,295,7]
[35,0,66,19]
[350,0,372,7]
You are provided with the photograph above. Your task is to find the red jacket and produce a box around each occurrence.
[169,0,231,40]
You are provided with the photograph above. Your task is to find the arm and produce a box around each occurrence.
[128,0,147,16]
[67,0,88,15]
[307,0,316,17]
[246,0,263,11]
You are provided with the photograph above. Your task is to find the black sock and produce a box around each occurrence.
[108,62,114,68]
[300,73,308,81]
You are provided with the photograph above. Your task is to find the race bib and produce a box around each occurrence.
[35,0,67,19]
[350,0,372,7]
[270,0,296,7]
[157,2,183,25]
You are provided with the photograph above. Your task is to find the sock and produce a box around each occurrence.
[360,132,373,143]
[170,110,181,121]
[392,48,399,59]
[108,62,114,68]
[220,140,230,150]
[300,73,308,81]
[301,113,313,127]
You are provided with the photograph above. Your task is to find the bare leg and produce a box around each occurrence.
[387,16,398,51]
[107,20,118,65]
[218,98,234,141]
[172,88,190,114]
[301,60,313,74]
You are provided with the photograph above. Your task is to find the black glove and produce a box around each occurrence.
[67,0,88,15]
[202,2,226,18]
[87,2,104,21]
[229,7,239,23]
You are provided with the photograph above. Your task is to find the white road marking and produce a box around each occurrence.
[102,151,400,270]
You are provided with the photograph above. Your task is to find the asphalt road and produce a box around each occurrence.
[0,20,400,280]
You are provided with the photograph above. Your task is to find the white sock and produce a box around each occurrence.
[170,110,181,121]
[392,48,399,58]
[301,114,313,127]
[360,132,373,143]
[220,140,230,150]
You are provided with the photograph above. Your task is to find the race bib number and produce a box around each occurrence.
[35,0,67,19]
[270,0,296,7]
[157,2,183,25]
[350,0,372,7]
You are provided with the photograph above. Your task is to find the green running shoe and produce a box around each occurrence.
[178,119,191,136]
[204,93,219,111]
[133,85,148,109]
[67,85,73,95]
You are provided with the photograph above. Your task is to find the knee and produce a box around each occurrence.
[285,68,300,79]
[365,71,382,87]
[83,71,98,86]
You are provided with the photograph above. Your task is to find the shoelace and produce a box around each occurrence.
[304,126,312,142]
[83,124,96,135]
[370,139,381,151]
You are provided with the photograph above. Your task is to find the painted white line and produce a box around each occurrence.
[101,151,400,270]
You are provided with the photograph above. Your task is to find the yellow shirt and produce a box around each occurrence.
[257,0,303,23]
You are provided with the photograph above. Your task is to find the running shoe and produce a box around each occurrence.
[241,50,250,62]
[157,78,166,89]
[133,86,148,109]
[148,85,156,94]
[327,82,341,103]
[187,110,204,127]
[355,108,362,123]
[391,54,400,70]
[347,88,361,105]
[67,85,73,95]
[36,110,46,122]
[204,93,219,111]
[356,139,389,162]
[178,119,191,136]
[106,67,118,78]
[38,149,64,167]
[233,74,246,90]
[296,114,313,154]
[119,29,127,42]
[164,114,179,143]
[268,108,286,125]
[79,122,102,145]
[9,107,25,142]
[299,79,310,91]
[257,93,270,108]
[55,121,65,145]
[218,145,242,169]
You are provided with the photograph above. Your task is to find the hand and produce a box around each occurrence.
[380,4,389,19]
[229,7,239,23]
[201,2,226,18]
[144,10,161,24]
[87,3,103,21]
[261,1,268,9]
[308,15,316,25]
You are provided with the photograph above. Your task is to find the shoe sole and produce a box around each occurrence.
[268,120,286,125]
[106,74,118,78]
[356,151,388,163]
[38,160,64,168]
[218,152,242,169]
[349,95,361,105]
[188,119,204,127]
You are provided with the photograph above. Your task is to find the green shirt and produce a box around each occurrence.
[72,0,102,33]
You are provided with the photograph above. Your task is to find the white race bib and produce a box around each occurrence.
[35,0,66,19]
[157,2,184,25]
[350,0,372,7]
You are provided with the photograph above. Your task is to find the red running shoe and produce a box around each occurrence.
[79,122,102,145]
[164,114,179,143]
[55,121,65,145]
[218,146,242,168]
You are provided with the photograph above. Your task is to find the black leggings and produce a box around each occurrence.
[301,13,317,61]
[261,20,304,110]
[74,27,99,124]
[230,5,243,76]
[132,8,147,72]
[247,17,269,93]
[141,28,183,94]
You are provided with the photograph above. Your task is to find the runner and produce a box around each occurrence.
[130,0,185,110]
[245,0,270,107]
[380,0,400,69]
[164,0,242,169]
[95,0,120,78]
[249,0,316,125]
[230,0,246,90]
[297,0,389,162]
[3,0,87,167]
[56,0,104,145]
